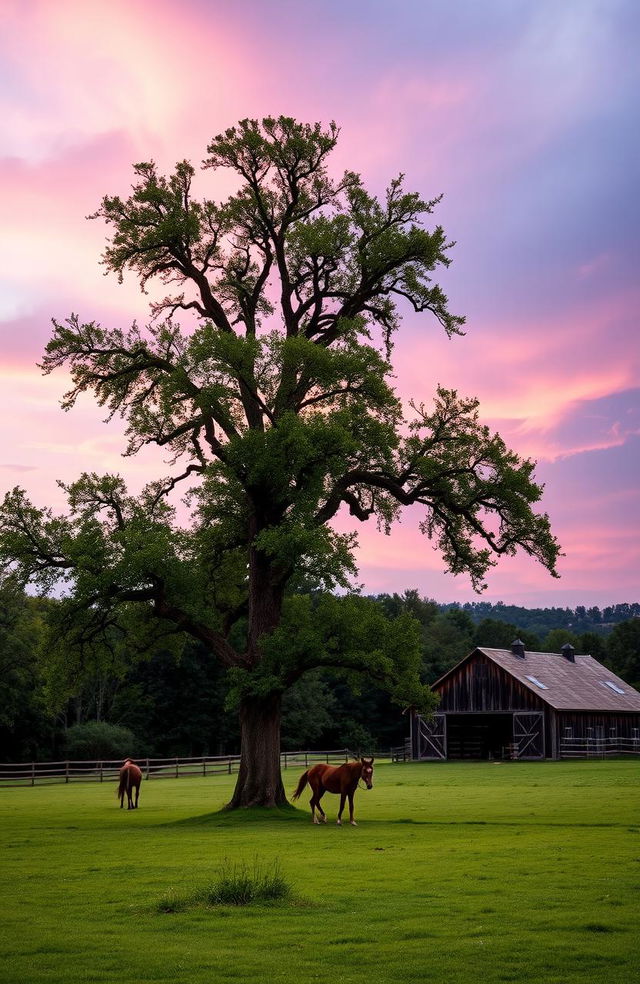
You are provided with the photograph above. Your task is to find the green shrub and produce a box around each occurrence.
[64,720,139,760]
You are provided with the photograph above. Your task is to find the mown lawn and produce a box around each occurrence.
[1,760,638,984]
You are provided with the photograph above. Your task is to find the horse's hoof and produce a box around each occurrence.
[322,816,327,824]
[350,821,358,826]
[336,820,342,826]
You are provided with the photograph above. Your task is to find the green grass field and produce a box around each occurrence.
[1,760,639,984]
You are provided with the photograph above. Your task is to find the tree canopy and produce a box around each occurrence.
[0,117,560,805]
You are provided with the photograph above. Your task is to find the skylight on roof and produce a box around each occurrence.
[526,675,548,690]
[603,680,625,695]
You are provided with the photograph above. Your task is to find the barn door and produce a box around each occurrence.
[418,714,447,759]
[513,712,545,759]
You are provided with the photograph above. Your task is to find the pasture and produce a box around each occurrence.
[1,760,638,984]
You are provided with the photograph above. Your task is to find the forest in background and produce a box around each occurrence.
[2,586,639,763]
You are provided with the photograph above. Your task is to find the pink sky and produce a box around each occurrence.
[1,0,639,608]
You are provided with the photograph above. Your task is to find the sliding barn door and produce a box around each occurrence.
[513,712,545,759]
[417,714,447,759]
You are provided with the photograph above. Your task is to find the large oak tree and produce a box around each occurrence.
[0,118,560,806]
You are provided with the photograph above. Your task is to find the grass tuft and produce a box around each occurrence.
[157,857,292,913]
[156,887,189,914]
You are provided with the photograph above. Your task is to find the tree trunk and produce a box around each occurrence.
[226,693,288,808]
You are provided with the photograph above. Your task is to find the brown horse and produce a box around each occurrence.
[117,758,142,810]
[292,757,374,826]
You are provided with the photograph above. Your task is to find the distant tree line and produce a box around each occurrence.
[1,585,639,762]
[439,600,640,637]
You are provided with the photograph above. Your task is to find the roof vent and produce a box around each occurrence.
[561,643,576,663]
[511,639,525,659]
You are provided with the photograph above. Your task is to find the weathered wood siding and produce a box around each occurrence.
[556,711,640,739]
[435,654,546,713]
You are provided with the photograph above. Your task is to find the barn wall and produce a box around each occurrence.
[436,654,546,714]
[420,651,640,760]
[556,711,640,739]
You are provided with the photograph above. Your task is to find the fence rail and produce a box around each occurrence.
[559,737,640,758]
[390,743,411,762]
[0,749,352,788]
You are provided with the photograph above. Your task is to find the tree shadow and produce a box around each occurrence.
[161,802,304,827]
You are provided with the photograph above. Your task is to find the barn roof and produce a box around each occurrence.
[433,647,640,712]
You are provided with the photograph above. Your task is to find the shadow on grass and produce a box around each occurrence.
[162,807,630,830]
[162,802,305,827]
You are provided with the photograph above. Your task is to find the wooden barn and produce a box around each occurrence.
[411,641,640,760]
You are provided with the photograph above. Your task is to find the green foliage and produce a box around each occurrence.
[63,720,140,760]
[606,618,640,689]
[541,627,580,653]
[0,587,45,730]
[224,592,436,714]
[111,641,235,757]
[0,588,55,761]
[472,617,540,651]
[337,719,378,755]
[577,630,607,662]
[281,671,337,748]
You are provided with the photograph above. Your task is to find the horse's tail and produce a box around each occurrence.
[117,761,134,798]
[292,770,309,801]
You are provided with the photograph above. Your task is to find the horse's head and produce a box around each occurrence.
[360,757,374,789]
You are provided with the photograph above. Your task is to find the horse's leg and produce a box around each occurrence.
[348,791,357,826]
[308,780,319,824]
[337,792,347,825]
[315,789,328,824]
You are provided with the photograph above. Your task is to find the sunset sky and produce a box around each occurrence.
[1,0,638,609]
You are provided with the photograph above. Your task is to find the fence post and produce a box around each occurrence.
[305,752,308,768]
[228,758,232,775]
[31,762,35,787]
[65,761,69,784]
[145,757,150,779]
[175,757,179,779]
[99,761,103,783]
[283,753,287,770]
[203,758,206,777]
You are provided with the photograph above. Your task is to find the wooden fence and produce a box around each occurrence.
[559,736,640,758]
[0,749,352,788]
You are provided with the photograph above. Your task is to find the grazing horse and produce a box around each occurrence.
[117,758,142,810]
[292,757,374,826]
